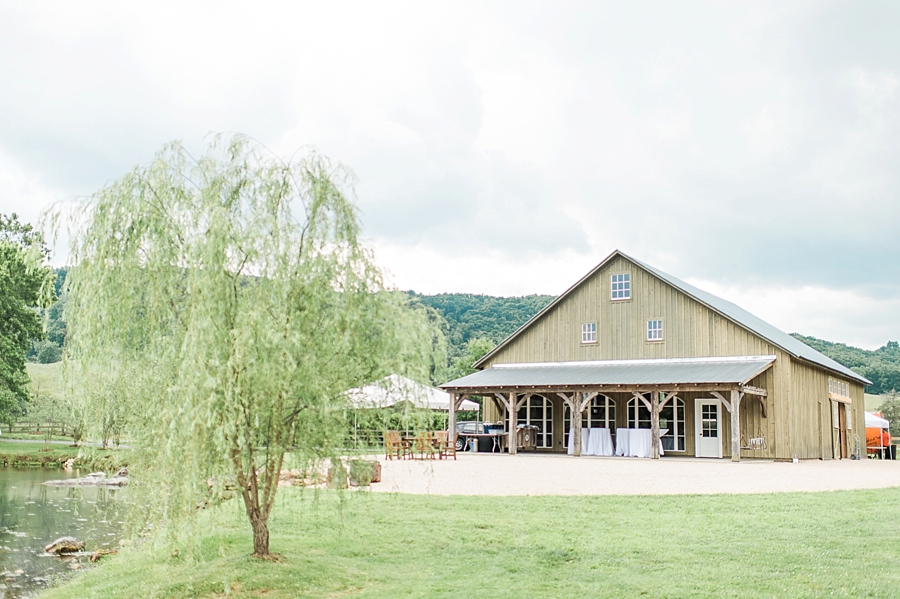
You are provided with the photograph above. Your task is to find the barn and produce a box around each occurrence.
[440,250,870,461]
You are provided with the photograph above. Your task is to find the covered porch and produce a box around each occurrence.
[441,356,775,461]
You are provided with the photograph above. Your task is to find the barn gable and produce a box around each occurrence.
[475,250,869,387]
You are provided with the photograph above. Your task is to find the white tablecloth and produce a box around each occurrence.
[586,428,614,456]
[615,428,667,458]
[566,427,592,455]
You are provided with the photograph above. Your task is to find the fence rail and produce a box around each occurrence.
[6,422,77,437]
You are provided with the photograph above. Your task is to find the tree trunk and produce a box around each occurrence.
[249,511,270,557]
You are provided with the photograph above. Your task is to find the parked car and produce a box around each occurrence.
[455,421,485,451]
[455,421,516,452]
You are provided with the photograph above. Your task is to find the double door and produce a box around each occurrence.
[506,395,553,449]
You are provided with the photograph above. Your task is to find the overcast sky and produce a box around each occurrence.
[1,1,898,349]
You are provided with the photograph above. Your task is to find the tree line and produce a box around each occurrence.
[790,335,900,395]
[27,285,900,394]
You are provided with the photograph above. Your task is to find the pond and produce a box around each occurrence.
[0,469,127,598]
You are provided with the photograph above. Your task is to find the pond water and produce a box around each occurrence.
[0,469,127,598]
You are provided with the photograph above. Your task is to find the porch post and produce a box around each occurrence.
[508,392,517,455]
[730,389,742,462]
[650,392,661,460]
[572,393,583,457]
[448,393,457,437]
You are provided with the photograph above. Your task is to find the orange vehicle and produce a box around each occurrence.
[866,427,892,455]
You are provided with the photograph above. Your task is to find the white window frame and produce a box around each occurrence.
[659,397,685,452]
[611,273,631,300]
[647,319,663,342]
[581,322,597,344]
[626,395,652,429]
[626,394,685,451]
[829,378,850,399]
[508,395,553,449]
[564,395,616,448]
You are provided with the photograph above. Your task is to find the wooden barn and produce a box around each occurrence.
[441,250,870,461]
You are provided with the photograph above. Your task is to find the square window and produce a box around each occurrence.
[582,322,597,344]
[647,319,663,341]
[611,273,631,300]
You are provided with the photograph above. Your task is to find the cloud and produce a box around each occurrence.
[0,1,898,345]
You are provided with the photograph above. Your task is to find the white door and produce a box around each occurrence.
[695,400,722,458]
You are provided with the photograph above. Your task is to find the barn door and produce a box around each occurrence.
[695,400,722,458]
[838,404,847,459]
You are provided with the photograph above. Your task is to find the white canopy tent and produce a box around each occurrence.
[866,411,890,430]
[346,374,479,412]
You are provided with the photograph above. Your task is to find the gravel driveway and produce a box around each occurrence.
[373,453,900,496]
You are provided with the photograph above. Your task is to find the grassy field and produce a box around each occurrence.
[866,393,885,412]
[39,487,900,599]
[26,361,64,399]
[0,440,79,467]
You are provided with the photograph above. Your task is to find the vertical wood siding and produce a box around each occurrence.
[476,257,864,460]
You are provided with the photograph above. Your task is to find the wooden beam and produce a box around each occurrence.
[579,391,600,412]
[508,392,517,455]
[448,393,457,440]
[557,391,591,457]
[660,391,678,409]
[650,392,661,459]
[572,392,584,457]
[635,392,651,410]
[740,385,767,397]
[758,396,767,418]
[557,392,576,412]
[711,391,731,414]
[515,393,531,412]
[730,389,743,463]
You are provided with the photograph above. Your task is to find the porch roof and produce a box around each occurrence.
[440,355,776,393]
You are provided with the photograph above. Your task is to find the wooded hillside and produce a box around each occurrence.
[790,335,900,394]
[408,292,554,361]
[30,280,900,393]
[407,292,899,393]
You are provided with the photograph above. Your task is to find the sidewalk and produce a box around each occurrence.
[372,453,900,496]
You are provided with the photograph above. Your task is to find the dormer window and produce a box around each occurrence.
[582,322,597,344]
[611,273,631,300]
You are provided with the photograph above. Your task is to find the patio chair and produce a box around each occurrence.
[384,430,405,460]
[414,432,438,460]
[435,431,457,460]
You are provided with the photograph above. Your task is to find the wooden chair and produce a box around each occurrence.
[414,431,437,460]
[384,430,405,460]
[435,431,457,460]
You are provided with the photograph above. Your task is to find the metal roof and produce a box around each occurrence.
[626,254,871,385]
[442,355,776,391]
[473,250,871,386]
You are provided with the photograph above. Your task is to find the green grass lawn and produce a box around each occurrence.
[866,393,884,412]
[26,362,64,399]
[39,487,900,599]
[0,440,79,467]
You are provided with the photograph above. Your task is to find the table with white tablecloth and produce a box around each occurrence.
[567,427,591,455]
[566,427,615,456]
[586,428,614,456]
[614,428,667,458]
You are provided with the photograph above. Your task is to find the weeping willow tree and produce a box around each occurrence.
[59,136,435,557]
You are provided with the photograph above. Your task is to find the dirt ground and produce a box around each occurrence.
[372,453,900,496]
